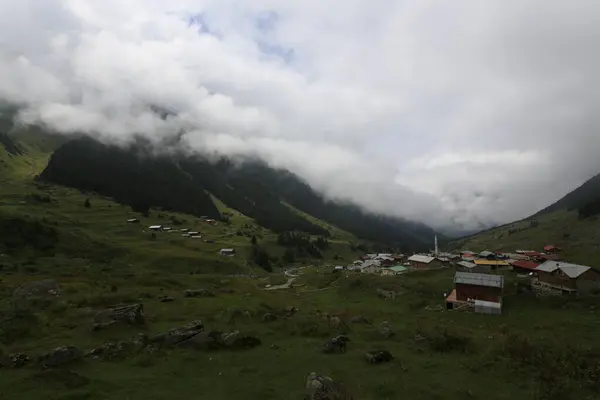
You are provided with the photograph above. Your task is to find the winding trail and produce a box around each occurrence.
[264,276,297,290]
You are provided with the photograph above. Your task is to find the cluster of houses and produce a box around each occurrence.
[126,219,233,256]
[340,244,600,316]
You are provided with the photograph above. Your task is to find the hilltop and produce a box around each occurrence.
[451,172,600,267]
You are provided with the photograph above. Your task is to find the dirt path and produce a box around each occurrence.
[264,276,297,290]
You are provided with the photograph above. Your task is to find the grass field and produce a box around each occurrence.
[2,133,600,399]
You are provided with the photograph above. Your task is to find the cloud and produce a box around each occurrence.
[1,0,600,232]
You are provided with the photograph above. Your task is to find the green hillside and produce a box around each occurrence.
[2,120,600,399]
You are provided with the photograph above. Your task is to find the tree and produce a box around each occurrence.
[249,244,272,272]
[283,248,295,263]
[84,198,91,208]
[251,235,257,245]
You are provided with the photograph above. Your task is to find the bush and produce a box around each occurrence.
[84,198,91,208]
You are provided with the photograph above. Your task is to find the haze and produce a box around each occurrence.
[1,0,600,233]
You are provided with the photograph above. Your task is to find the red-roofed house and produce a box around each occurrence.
[544,245,561,253]
[510,260,540,274]
[538,254,562,262]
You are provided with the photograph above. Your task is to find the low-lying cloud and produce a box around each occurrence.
[2,0,600,233]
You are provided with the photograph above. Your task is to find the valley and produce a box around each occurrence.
[1,124,600,400]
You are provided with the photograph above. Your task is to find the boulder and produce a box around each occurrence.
[94,303,145,326]
[159,296,175,303]
[262,313,278,322]
[150,320,204,347]
[13,279,60,298]
[1,353,30,368]
[184,289,215,298]
[285,306,299,316]
[322,335,350,354]
[86,333,149,361]
[305,372,353,400]
[178,330,222,351]
[38,346,83,369]
[365,350,393,364]
[379,321,394,339]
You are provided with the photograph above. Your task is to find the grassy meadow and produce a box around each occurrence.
[1,133,600,399]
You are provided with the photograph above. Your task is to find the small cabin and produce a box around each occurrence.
[220,248,236,256]
[149,225,162,231]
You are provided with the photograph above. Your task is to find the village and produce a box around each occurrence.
[336,240,600,315]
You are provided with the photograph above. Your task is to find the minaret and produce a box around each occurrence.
[434,235,439,256]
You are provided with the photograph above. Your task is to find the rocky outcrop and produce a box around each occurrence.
[177,331,222,351]
[150,320,204,347]
[38,346,83,369]
[94,303,145,326]
[305,372,353,400]
[13,279,60,298]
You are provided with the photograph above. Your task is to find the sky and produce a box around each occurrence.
[1,0,600,233]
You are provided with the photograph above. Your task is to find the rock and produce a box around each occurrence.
[322,335,350,354]
[13,279,60,298]
[261,313,278,322]
[285,306,299,316]
[227,334,261,350]
[270,344,279,350]
[178,330,222,350]
[184,289,215,298]
[1,353,30,368]
[94,303,145,326]
[91,320,118,332]
[365,350,393,364]
[86,333,149,361]
[159,296,175,303]
[305,372,353,400]
[150,320,204,347]
[379,321,395,339]
[221,330,240,347]
[350,315,370,324]
[376,288,397,300]
[38,346,83,369]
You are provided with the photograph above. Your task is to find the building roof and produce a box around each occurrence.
[536,261,592,278]
[457,261,477,269]
[474,259,510,266]
[408,254,436,264]
[510,260,540,271]
[385,265,408,273]
[539,254,561,261]
[544,245,559,251]
[220,248,235,252]
[524,251,543,257]
[478,251,495,257]
[149,225,162,229]
[454,272,504,288]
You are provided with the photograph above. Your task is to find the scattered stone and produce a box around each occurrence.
[270,344,279,350]
[86,333,149,361]
[150,320,204,347]
[322,335,350,354]
[94,303,145,326]
[159,296,175,303]
[184,289,215,298]
[365,350,393,364]
[376,288,397,300]
[38,346,83,369]
[261,313,278,322]
[305,372,353,400]
[350,315,370,324]
[178,330,222,351]
[13,279,60,298]
[379,321,395,339]
[1,353,30,368]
